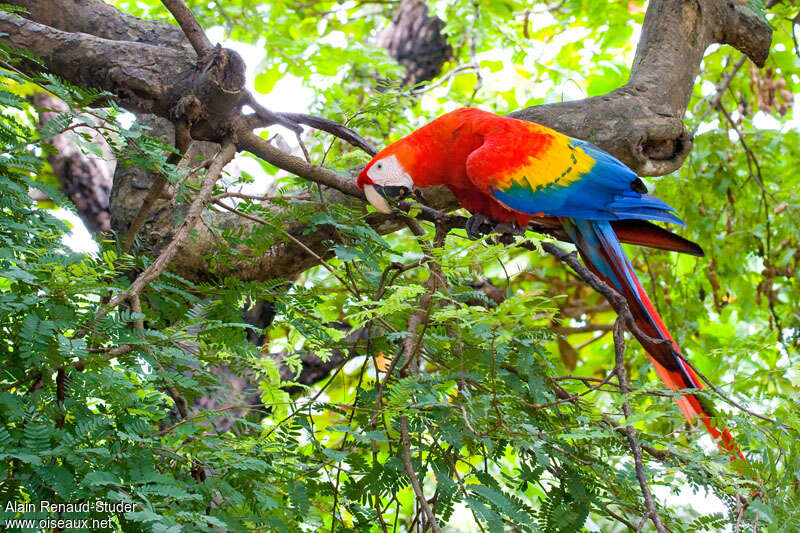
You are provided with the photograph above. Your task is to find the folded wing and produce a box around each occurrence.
[465,130,683,226]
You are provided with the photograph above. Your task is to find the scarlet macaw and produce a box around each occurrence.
[357,107,737,452]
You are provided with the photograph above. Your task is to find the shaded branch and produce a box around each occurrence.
[509,0,771,176]
[101,142,236,318]
[31,92,113,233]
[121,122,194,252]
[160,0,213,56]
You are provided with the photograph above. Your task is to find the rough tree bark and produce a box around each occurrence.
[31,92,113,233]
[378,0,452,85]
[509,0,771,175]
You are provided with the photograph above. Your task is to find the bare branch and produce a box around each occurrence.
[101,142,236,317]
[510,0,771,176]
[613,320,668,533]
[160,0,213,55]
[10,0,190,50]
[276,112,378,156]
[244,93,304,134]
[0,12,195,116]
[399,416,442,533]
[236,126,364,198]
[675,352,787,428]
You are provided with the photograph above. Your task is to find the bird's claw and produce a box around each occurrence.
[465,214,524,241]
[494,222,525,236]
[465,213,489,240]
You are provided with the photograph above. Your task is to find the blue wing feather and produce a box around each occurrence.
[489,138,683,225]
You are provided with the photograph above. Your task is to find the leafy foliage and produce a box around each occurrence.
[1,0,800,532]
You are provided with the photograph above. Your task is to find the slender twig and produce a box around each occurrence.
[130,295,189,418]
[155,403,252,436]
[329,359,369,533]
[399,416,441,533]
[409,65,479,95]
[692,55,747,136]
[100,142,236,319]
[388,223,452,533]
[130,294,208,481]
[601,502,640,532]
[613,320,667,533]
[467,1,483,103]
[717,104,773,201]
[375,260,426,300]
[575,329,611,350]
[674,352,787,428]
[212,190,312,202]
[553,323,614,334]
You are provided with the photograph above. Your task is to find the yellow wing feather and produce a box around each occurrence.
[495,130,595,192]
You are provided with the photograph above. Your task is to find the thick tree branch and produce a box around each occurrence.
[509,0,771,176]
[0,13,195,116]
[10,0,190,50]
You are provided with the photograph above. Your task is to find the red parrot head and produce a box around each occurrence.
[357,145,417,213]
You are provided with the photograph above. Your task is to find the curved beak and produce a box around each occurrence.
[363,184,413,214]
[374,185,413,202]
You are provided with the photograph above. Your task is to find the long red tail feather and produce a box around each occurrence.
[560,218,742,459]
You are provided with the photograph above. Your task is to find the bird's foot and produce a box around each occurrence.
[465,214,525,241]
[465,213,489,240]
[494,221,525,244]
[494,222,525,237]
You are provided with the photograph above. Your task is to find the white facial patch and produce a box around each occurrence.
[364,185,392,213]
[366,154,413,189]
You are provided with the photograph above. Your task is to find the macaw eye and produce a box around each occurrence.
[377,163,382,170]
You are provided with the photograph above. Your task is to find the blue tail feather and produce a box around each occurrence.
[558,217,741,456]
